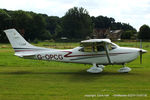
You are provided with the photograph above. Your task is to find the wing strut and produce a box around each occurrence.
[104,43,112,64]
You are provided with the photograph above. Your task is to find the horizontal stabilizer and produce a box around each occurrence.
[15,53,35,59]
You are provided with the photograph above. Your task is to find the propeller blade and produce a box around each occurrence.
[139,39,142,64]
[140,50,142,64]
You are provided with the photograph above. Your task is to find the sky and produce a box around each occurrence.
[0,0,150,31]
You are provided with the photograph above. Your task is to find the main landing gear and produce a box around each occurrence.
[87,64,131,73]
[118,64,131,73]
[87,64,105,73]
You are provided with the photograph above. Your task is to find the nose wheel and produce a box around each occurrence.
[87,64,105,73]
[118,64,131,73]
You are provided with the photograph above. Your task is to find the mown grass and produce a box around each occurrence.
[0,42,150,100]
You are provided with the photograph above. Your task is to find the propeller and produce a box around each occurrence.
[140,49,142,64]
[139,39,142,64]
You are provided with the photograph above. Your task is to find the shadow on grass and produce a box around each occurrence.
[0,70,136,75]
[0,70,138,82]
[68,70,137,82]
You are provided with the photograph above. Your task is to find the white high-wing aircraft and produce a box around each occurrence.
[4,29,147,73]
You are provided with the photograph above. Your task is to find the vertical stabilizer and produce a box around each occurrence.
[4,29,35,49]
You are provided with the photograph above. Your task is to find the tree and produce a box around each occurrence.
[0,8,138,42]
[10,11,49,41]
[0,9,11,42]
[62,7,93,39]
[46,16,60,34]
[91,16,115,29]
[111,22,136,31]
[10,10,32,29]
[55,24,63,38]
[121,23,136,30]
[138,25,150,39]
[121,30,137,39]
[9,10,34,41]
[30,13,47,40]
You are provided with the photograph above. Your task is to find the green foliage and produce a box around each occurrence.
[0,9,11,29]
[0,9,11,42]
[55,24,63,38]
[91,16,115,29]
[138,24,150,40]
[111,22,135,31]
[91,16,136,31]
[1,7,148,43]
[46,16,60,34]
[29,14,47,40]
[40,30,52,40]
[121,23,136,30]
[33,38,39,44]
[121,30,137,39]
[62,7,93,39]
[10,10,32,28]
[0,9,53,42]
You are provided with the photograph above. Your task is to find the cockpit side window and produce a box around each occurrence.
[96,42,105,52]
[80,42,117,52]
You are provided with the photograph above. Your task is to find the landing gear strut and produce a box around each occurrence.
[118,64,131,73]
[87,64,105,73]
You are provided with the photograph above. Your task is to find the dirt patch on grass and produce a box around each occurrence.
[0,45,12,48]
[0,49,14,53]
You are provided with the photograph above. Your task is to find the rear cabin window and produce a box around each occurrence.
[96,42,105,51]
[80,43,93,52]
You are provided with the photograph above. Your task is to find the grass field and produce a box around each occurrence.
[0,42,150,100]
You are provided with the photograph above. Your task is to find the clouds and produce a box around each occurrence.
[0,0,150,30]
